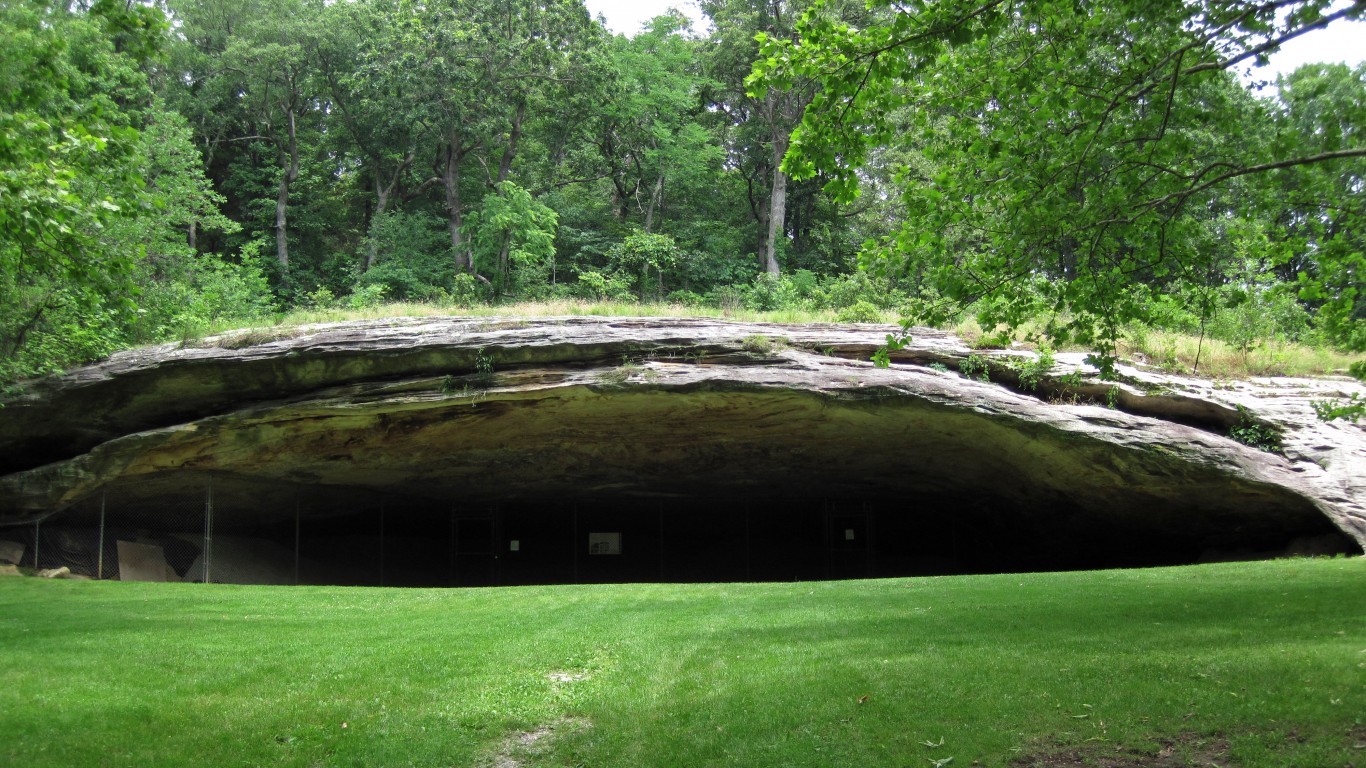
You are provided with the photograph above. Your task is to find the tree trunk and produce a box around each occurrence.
[644,172,664,234]
[366,178,390,272]
[443,138,469,273]
[497,235,511,296]
[496,100,526,186]
[274,107,300,270]
[743,164,768,265]
[365,168,398,271]
[762,132,788,277]
[611,177,629,220]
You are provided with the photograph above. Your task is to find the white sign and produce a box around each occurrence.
[588,532,621,555]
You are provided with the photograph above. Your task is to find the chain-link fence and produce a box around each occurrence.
[0,474,486,586]
[1,473,874,585]
[2,489,197,581]
[4,475,1074,585]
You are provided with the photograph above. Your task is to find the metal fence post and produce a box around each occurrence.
[294,496,300,586]
[203,479,214,584]
[32,520,40,570]
[97,492,107,580]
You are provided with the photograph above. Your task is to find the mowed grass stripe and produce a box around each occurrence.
[1,558,1362,767]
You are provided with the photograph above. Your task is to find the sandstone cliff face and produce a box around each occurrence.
[1,316,1362,571]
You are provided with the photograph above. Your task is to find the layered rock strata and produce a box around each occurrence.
[1,316,1362,565]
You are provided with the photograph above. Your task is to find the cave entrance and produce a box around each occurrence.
[9,472,1357,586]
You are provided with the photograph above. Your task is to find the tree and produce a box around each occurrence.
[1,0,248,382]
[751,0,1366,361]
[1,0,154,379]
[606,232,686,299]
[162,0,329,273]
[592,14,723,234]
[315,0,434,271]
[463,181,558,297]
[226,0,318,270]
[702,0,820,275]
[1268,63,1366,349]
[362,0,605,281]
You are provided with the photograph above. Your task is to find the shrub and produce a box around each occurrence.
[835,301,882,323]
[1312,394,1363,423]
[605,232,685,301]
[744,273,783,311]
[360,211,453,301]
[959,354,991,382]
[667,290,707,307]
[573,270,635,302]
[447,273,486,307]
[304,287,337,310]
[1009,346,1056,391]
[131,252,276,344]
[706,285,747,311]
[346,283,388,310]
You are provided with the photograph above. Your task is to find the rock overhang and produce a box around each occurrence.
[1,315,1363,575]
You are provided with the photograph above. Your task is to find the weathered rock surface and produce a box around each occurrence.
[1,316,1362,566]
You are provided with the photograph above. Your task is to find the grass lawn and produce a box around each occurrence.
[1,558,1362,767]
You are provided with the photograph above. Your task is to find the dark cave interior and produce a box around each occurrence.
[11,472,1356,587]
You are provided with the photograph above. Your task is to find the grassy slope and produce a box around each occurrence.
[1,559,1363,767]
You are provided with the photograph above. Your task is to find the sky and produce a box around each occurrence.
[583,0,707,36]
[582,0,1364,81]
[1248,13,1366,82]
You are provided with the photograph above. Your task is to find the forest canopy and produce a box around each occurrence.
[1,0,1363,383]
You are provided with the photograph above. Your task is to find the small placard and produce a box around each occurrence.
[588,532,621,555]
[509,540,520,552]
[844,528,856,541]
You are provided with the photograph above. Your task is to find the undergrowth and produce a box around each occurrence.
[9,299,1363,387]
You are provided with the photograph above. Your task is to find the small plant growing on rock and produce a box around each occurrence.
[1312,393,1363,424]
[959,354,991,382]
[1008,346,1055,391]
[741,334,787,355]
[1106,386,1121,409]
[475,348,495,383]
[1229,406,1283,452]
[597,361,645,386]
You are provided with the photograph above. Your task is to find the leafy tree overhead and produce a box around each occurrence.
[751,0,1366,362]
[1,0,156,379]
[361,0,606,279]
[220,0,319,270]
